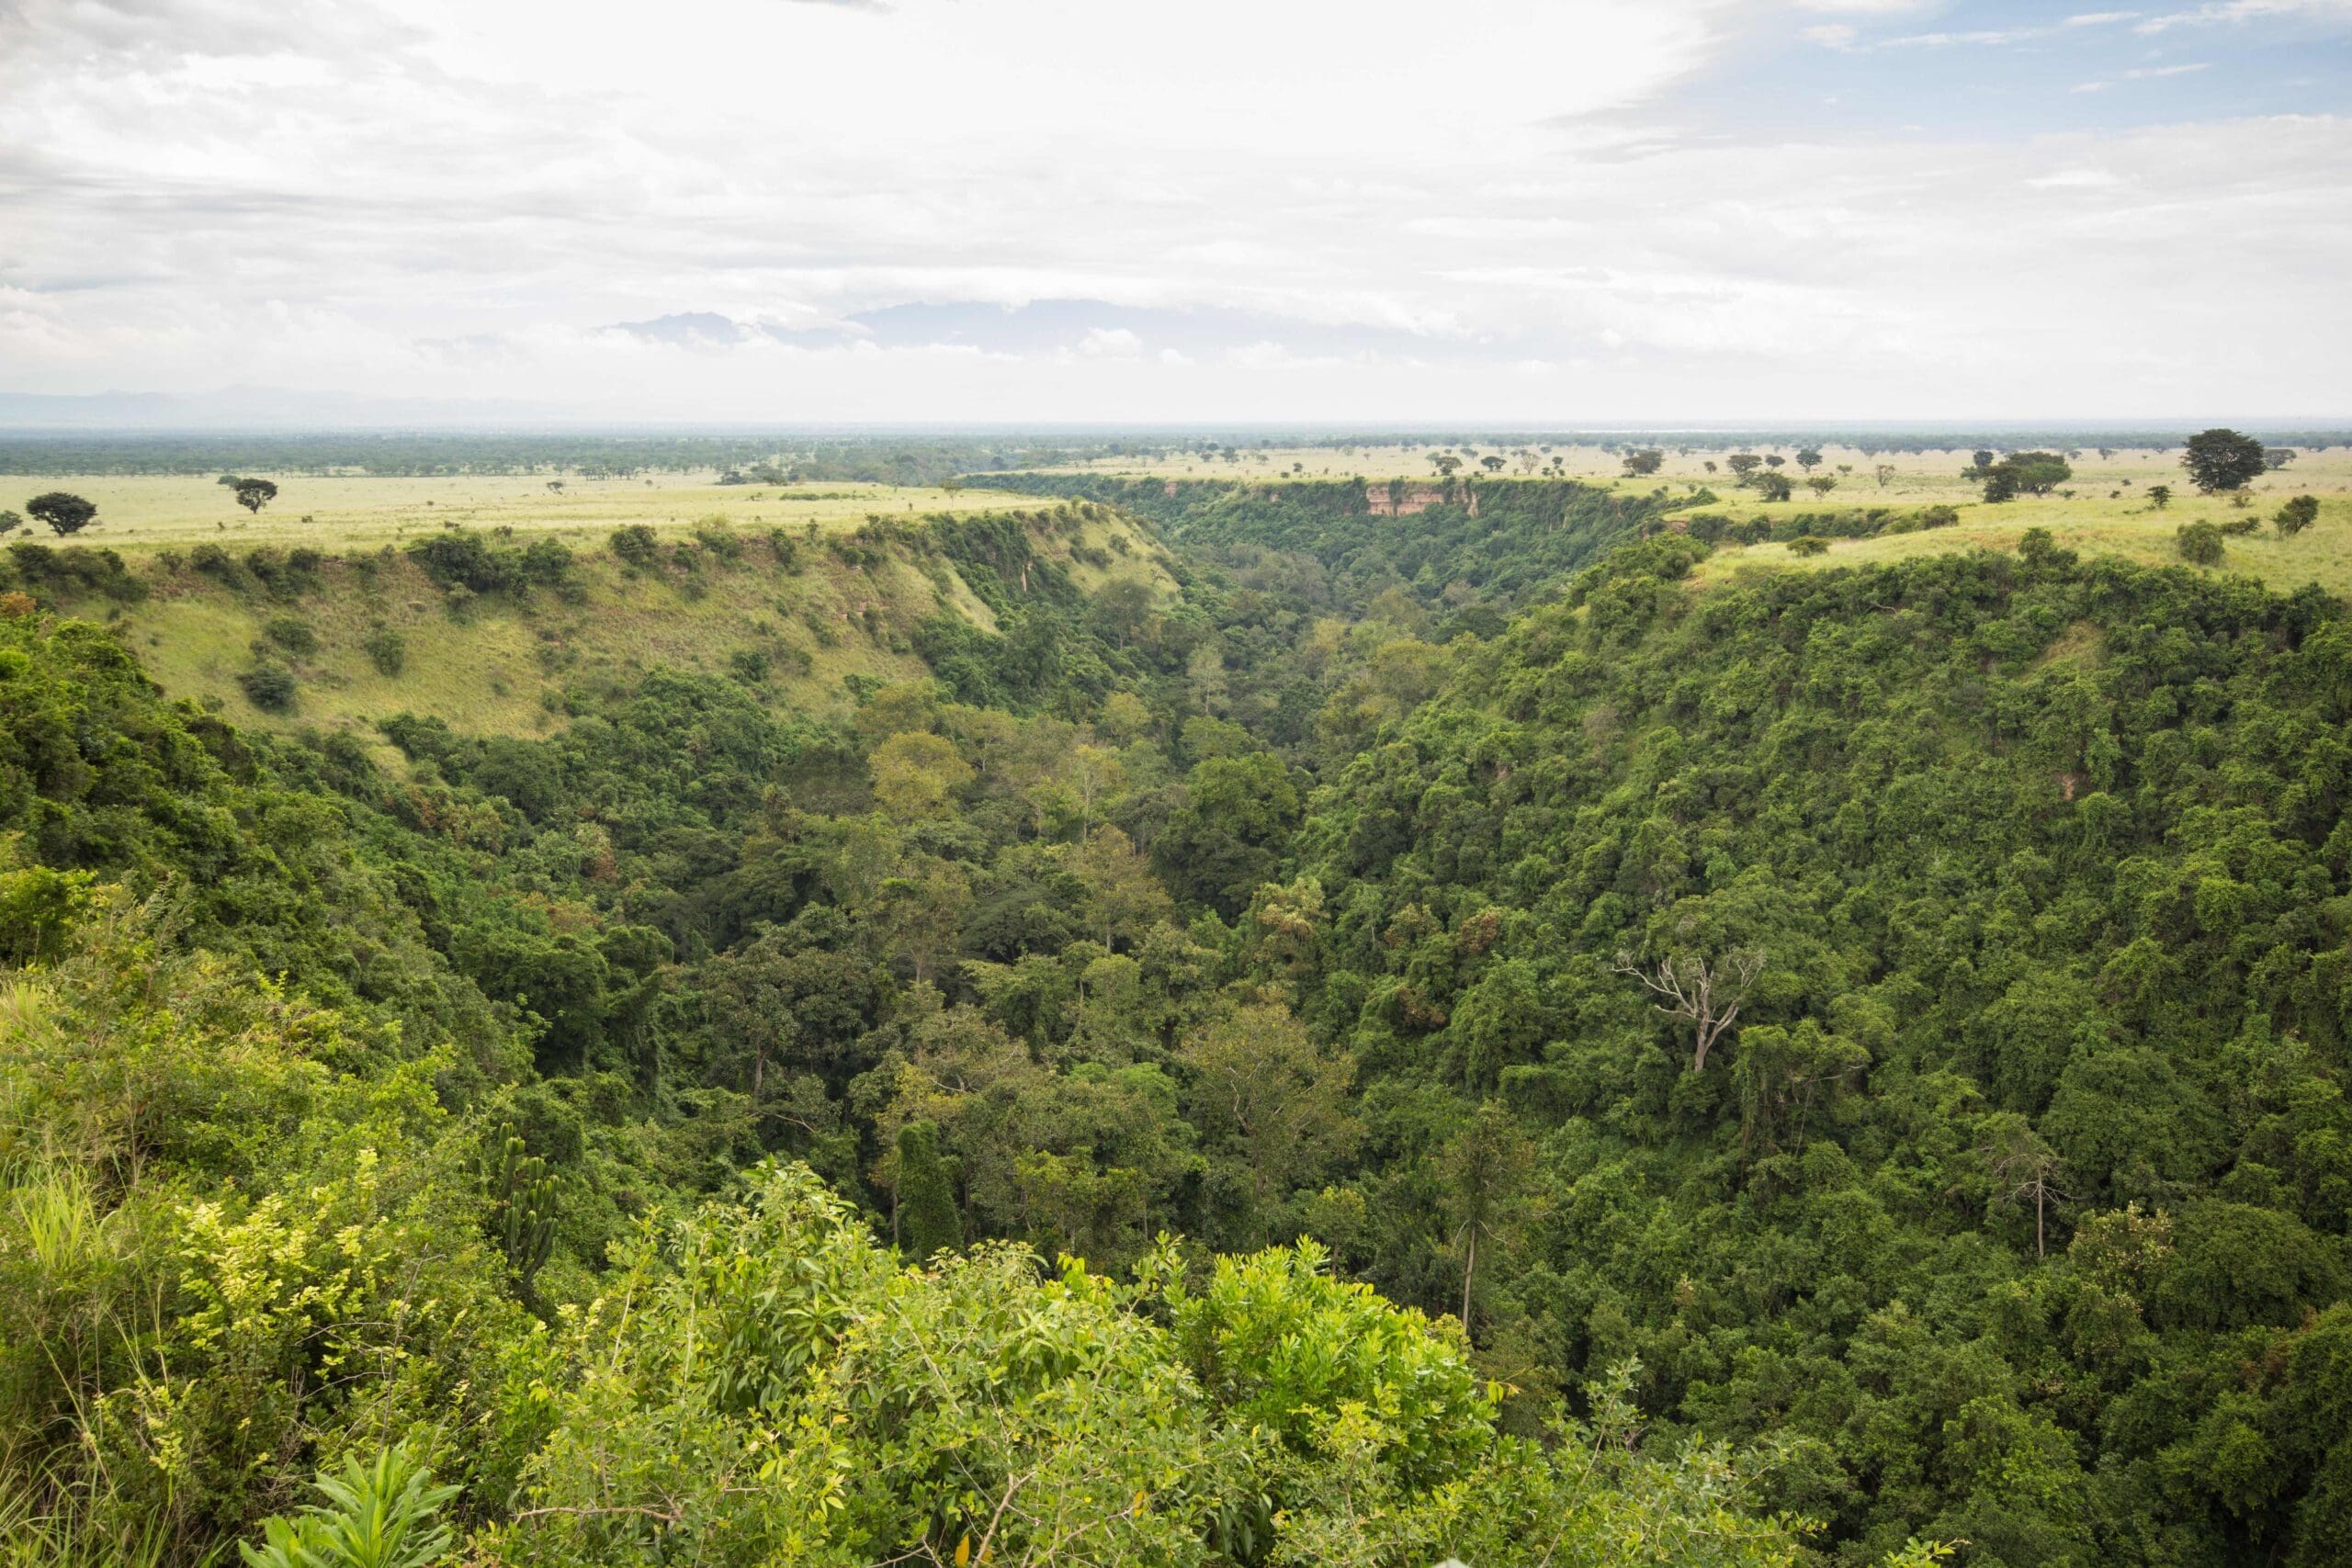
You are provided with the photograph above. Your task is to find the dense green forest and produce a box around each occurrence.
[5,475,2350,1567]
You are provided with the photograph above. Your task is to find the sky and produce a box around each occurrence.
[1,0,2347,424]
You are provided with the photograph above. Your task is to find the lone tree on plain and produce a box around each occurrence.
[1757,471,1794,502]
[233,477,278,514]
[2181,428,2267,493]
[2148,484,2172,509]
[1614,945,1764,1074]
[1621,448,1664,478]
[26,492,96,536]
[1725,453,1762,481]
[2265,447,2298,470]
[1794,446,1823,472]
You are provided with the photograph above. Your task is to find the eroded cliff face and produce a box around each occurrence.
[1364,482,1475,517]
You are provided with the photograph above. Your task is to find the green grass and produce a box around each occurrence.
[44,495,1170,755]
[4,471,1026,553]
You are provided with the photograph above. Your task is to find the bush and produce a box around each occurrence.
[262,615,317,655]
[238,661,299,712]
[2177,521,2225,565]
[364,626,407,676]
[610,524,662,568]
[2275,494,2319,536]
[1788,536,1831,557]
[1921,504,1961,529]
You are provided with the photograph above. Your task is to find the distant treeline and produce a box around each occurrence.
[0,433,1095,480]
[6,425,2348,479]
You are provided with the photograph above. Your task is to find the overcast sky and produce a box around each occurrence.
[2,0,2347,423]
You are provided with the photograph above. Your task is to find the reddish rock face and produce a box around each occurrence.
[1365,484,1473,517]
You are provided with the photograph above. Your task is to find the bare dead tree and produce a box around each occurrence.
[1982,1121,2075,1259]
[1612,947,1763,1073]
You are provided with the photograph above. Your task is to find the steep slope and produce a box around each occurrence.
[1274,531,2352,1564]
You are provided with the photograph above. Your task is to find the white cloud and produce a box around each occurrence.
[1076,327,1144,358]
[2138,0,2352,31]
[0,0,2345,421]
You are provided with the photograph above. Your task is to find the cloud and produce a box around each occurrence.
[1075,326,1144,358]
[2074,62,2214,88]
[0,0,2345,421]
[2137,0,2352,30]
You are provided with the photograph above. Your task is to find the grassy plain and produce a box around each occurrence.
[3,471,1012,552]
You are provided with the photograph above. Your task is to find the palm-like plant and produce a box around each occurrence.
[239,1445,457,1568]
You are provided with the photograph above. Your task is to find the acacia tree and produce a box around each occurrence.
[233,478,277,514]
[1794,447,1823,472]
[2181,428,2267,493]
[25,492,96,536]
[2275,494,2319,536]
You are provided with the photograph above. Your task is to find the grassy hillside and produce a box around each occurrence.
[5,498,1175,750]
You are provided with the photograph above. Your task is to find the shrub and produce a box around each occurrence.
[238,661,299,712]
[364,626,407,676]
[520,537,574,586]
[2275,494,2319,536]
[1921,505,1961,529]
[2176,521,2225,565]
[610,524,661,568]
[1788,536,1831,558]
[728,648,771,683]
[262,615,317,655]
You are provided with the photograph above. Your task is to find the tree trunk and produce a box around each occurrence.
[1460,1227,1476,1335]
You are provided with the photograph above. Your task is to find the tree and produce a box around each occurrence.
[1789,535,1830,557]
[1480,456,1505,474]
[1621,449,1664,478]
[1180,1000,1358,1244]
[869,730,973,819]
[1438,1100,1537,1332]
[1725,454,1762,481]
[2148,484,2172,509]
[0,510,19,536]
[25,492,96,536]
[893,1120,963,1258]
[1763,454,1785,468]
[1756,471,1793,502]
[1429,453,1463,478]
[1972,449,1996,471]
[2181,428,2267,493]
[2177,520,2225,565]
[1614,945,1763,1073]
[1983,452,2070,502]
[2275,494,2319,536]
[2265,447,2297,470]
[1794,447,1823,472]
[233,478,278,514]
[1977,1114,2073,1258]
[1806,475,1838,496]
[1875,463,1897,488]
